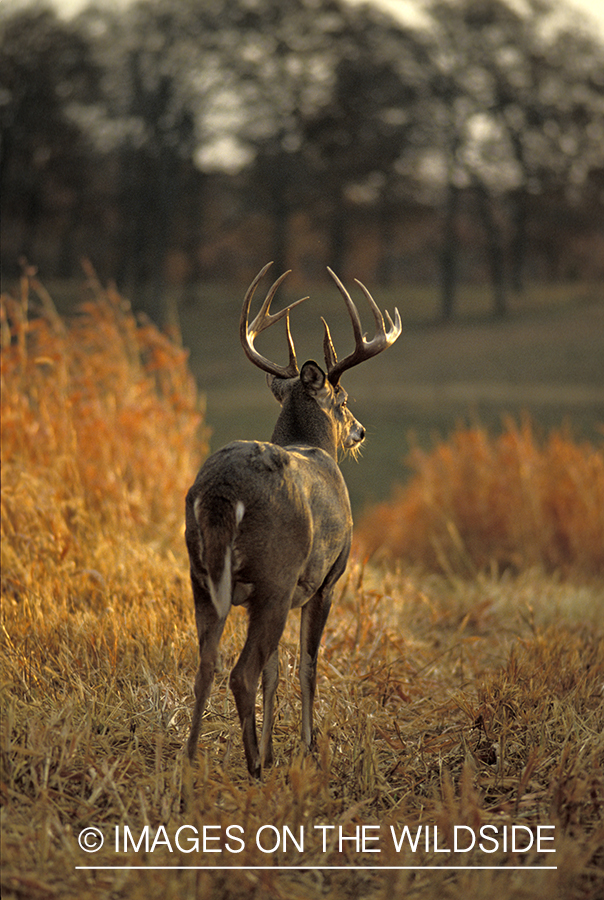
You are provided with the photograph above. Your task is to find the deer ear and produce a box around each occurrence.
[267,373,295,405]
[300,360,327,396]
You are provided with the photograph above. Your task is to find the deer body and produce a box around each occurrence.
[186,265,400,777]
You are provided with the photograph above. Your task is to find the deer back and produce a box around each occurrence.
[186,364,355,619]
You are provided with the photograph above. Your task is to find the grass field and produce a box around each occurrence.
[1,272,603,899]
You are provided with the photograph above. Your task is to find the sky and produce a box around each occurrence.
[14,0,604,36]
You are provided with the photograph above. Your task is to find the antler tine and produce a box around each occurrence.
[355,277,403,344]
[326,267,364,344]
[240,262,309,379]
[324,267,402,385]
[321,316,338,372]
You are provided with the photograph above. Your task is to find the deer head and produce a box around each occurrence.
[239,261,401,458]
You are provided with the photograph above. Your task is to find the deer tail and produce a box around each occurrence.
[193,497,245,619]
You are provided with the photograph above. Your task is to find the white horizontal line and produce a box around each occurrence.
[76,865,557,871]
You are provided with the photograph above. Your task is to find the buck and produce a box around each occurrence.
[185,262,401,777]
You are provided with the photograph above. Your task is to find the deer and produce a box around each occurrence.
[185,262,401,777]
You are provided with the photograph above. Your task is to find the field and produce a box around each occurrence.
[175,274,604,511]
[1,272,604,899]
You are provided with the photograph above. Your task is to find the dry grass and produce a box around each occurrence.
[355,418,604,578]
[1,276,603,899]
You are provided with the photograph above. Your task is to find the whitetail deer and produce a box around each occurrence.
[185,262,401,776]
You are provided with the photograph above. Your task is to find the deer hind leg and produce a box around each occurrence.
[298,543,350,751]
[299,590,332,751]
[259,649,279,769]
[229,600,289,778]
[187,575,226,762]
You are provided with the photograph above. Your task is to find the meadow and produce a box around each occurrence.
[175,274,604,511]
[1,271,603,899]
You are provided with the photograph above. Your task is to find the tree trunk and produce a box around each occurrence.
[476,184,507,318]
[271,197,289,277]
[329,194,347,276]
[440,182,459,322]
[510,188,527,294]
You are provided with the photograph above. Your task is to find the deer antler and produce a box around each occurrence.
[240,262,309,379]
[322,268,402,385]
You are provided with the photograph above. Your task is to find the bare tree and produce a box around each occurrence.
[423,0,604,317]
[0,6,99,274]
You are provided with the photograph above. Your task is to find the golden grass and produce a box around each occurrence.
[1,276,603,899]
[355,418,604,578]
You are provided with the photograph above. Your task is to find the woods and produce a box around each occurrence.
[2,0,603,322]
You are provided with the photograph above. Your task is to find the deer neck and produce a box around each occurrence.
[270,388,338,460]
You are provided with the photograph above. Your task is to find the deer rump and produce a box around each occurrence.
[185,439,353,622]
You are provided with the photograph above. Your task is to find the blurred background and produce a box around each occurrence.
[2,0,603,511]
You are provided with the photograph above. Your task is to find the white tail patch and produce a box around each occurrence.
[208,546,232,620]
[207,500,245,620]
[193,494,204,523]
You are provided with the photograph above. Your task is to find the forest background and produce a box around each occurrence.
[2,0,604,322]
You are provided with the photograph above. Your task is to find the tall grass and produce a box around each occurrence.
[1,268,208,598]
[355,418,604,578]
[1,275,603,900]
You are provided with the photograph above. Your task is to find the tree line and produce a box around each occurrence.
[1,0,603,322]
